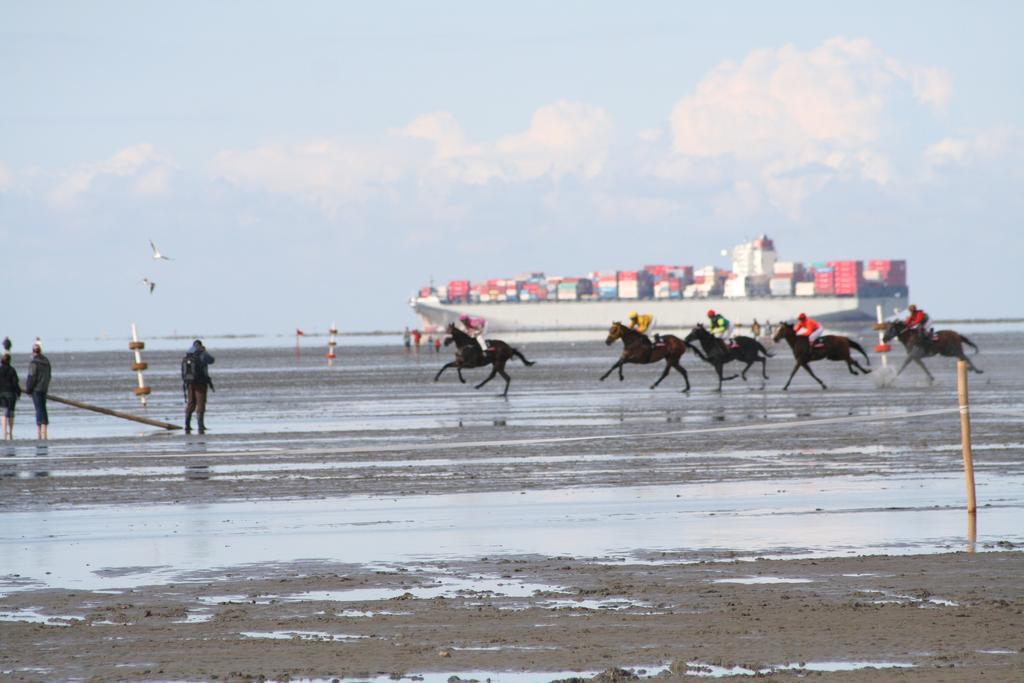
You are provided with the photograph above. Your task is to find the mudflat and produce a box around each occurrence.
[1,330,1022,680]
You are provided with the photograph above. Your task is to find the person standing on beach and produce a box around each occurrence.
[182,339,215,434]
[25,342,51,440]
[0,353,20,440]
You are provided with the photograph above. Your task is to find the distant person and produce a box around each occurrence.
[0,353,20,440]
[403,327,412,350]
[751,319,762,338]
[412,329,422,348]
[25,342,51,441]
[794,313,824,348]
[459,314,488,353]
[2,337,10,353]
[434,336,441,353]
[181,339,215,434]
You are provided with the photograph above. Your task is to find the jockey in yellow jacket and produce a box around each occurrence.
[628,311,653,334]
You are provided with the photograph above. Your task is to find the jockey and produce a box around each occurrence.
[628,311,654,334]
[707,309,735,345]
[459,313,488,353]
[794,313,824,347]
[904,305,932,339]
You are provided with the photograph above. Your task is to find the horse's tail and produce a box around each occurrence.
[848,339,871,365]
[960,335,980,355]
[513,348,536,366]
[754,340,773,358]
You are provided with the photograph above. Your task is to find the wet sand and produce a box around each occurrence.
[1,330,1023,680]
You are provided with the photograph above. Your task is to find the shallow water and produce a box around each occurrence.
[1,329,1022,594]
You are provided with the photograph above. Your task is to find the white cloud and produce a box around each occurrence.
[49,144,171,205]
[664,37,951,216]
[213,101,613,213]
[924,128,1022,170]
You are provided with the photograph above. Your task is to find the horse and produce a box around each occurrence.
[684,324,772,391]
[882,320,982,381]
[434,323,535,397]
[772,322,871,390]
[599,322,700,392]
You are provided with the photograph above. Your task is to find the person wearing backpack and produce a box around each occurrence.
[182,339,215,434]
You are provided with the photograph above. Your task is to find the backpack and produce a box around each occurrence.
[181,352,205,385]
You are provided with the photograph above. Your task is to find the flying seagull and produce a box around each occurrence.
[149,239,172,261]
[140,278,156,294]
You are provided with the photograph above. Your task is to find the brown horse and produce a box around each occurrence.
[882,320,981,381]
[434,323,535,397]
[773,322,871,390]
[600,322,699,392]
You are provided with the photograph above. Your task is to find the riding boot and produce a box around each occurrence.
[184,414,192,434]
[198,414,206,434]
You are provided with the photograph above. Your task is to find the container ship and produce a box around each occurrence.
[410,235,908,332]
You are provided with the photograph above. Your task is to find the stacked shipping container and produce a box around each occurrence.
[429,259,905,304]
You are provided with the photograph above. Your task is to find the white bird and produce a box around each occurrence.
[140,278,156,294]
[150,239,172,261]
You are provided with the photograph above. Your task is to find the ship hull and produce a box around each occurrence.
[412,294,909,333]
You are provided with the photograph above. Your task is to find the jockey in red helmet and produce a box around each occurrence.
[903,305,932,339]
[794,313,823,346]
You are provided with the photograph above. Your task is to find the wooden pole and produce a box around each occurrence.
[47,394,182,431]
[957,360,977,514]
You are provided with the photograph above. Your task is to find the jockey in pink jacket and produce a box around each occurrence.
[459,314,488,352]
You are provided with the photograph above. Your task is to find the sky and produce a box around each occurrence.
[2,1,1023,343]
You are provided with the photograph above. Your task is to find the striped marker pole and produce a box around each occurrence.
[327,323,338,366]
[128,323,151,407]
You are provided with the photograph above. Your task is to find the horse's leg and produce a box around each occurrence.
[913,358,935,383]
[498,368,512,397]
[846,359,859,375]
[650,362,672,389]
[434,362,456,382]
[960,352,984,374]
[674,362,691,393]
[801,362,827,389]
[600,359,623,381]
[475,367,498,389]
[457,367,467,384]
[760,356,768,380]
[849,359,871,375]
[895,355,914,377]
[741,360,753,381]
[782,362,801,391]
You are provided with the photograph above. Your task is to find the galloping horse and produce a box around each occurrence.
[684,324,772,391]
[434,323,535,397]
[882,320,982,381]
[773,322,871,390]
[600,322,700,392]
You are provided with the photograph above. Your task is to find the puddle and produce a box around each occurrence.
[172,610,214,624]
[0,608,84,626]
[856,589,958,607]
[240,630,368,642]
[286,575,560,603]
[685,660,915,676]
[977,649,1016,655]
[713,577,812,585]
[539,598,650,611]
[197,594,277,605]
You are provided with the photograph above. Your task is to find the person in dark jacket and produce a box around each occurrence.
[25,342,52,440]
[0,353,20,440]
[183,339,215,434]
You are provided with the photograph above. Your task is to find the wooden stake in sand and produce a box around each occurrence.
[47,394,182,431]
[957,359,977,514]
